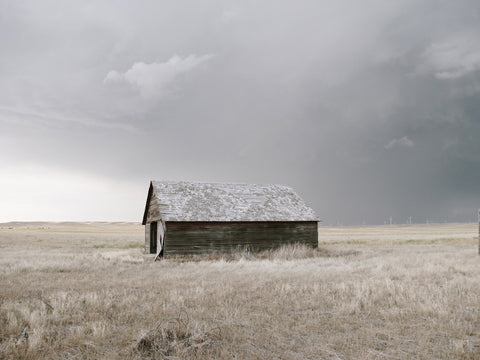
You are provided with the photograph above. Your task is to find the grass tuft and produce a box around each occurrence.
[133,312,219,358]
[164,243,359,263]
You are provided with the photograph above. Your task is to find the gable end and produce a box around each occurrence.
[141,181,153,225]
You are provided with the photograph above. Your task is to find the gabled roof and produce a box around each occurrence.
[142,180,319,224]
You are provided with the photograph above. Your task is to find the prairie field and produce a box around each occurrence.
[0,222,479,359]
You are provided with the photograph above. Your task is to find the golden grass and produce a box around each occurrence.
[0,222,479,359]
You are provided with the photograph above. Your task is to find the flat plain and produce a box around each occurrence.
[0,222,479,359]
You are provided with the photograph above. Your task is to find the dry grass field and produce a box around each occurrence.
[0,222,479,359]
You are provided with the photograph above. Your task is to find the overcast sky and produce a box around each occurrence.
[1,0,480,224]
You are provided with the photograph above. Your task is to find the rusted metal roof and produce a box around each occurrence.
[143,180,319,223]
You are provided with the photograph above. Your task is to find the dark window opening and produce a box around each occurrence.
[150,222,157,254]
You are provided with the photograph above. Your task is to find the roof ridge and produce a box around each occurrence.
[151,180,290,187]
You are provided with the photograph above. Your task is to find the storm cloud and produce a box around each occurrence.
[1,0,480,223]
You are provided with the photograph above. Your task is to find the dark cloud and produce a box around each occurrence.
[1,0,480,222]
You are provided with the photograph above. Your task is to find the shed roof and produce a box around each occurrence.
[142,181,319,224]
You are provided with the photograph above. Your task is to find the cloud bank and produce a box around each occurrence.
[104,54,215,99]
[422,31,480,80]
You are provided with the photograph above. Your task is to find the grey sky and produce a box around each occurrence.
[1,0,480,224]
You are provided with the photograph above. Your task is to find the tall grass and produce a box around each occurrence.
[0,222,479,359]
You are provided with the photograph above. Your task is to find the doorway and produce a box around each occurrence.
[150,222,157,254]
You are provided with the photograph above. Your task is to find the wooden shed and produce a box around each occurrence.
[142,181,319,258]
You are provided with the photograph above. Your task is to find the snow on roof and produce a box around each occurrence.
[143,180,319,223]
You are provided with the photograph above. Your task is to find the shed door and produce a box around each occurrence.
[150,222,157,254]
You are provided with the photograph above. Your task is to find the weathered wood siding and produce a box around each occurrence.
[163,221,318,256]
[146,195,163,223]
[144,223,151,254]
[145,193,163,254]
